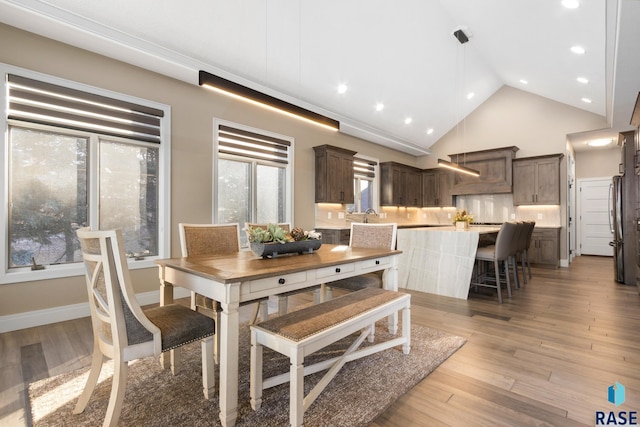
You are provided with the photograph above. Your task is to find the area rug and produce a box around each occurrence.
[29,322,465,426]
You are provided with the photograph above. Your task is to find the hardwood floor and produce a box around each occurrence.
[1,255,638,426]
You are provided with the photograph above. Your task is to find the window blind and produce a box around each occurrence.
[217,124,290,164]
[354,157,377,178]
[7,74,164,143]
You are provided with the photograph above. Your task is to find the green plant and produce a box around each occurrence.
[245,224,321,243]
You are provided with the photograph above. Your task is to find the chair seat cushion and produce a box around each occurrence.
[329,273,382,292]
[145,304,215,352]
[475,245,496,261]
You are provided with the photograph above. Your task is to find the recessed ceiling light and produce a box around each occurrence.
[581,97,592,103]
[571,46,585,55]
[577,76,589,84]
[426,128,434,135]
[562,0,580,9]
[467,92,475,100]
[587,138,612,147]
[520,79,528,85]
[337,84,348,94]
[375,103,384,111]
[404,117,412,125]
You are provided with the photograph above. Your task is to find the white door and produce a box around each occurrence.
[579,178,614,256]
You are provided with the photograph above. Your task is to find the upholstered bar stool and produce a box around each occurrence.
[471,222,518,303]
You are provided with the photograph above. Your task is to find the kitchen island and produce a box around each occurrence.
[396,225,500,299]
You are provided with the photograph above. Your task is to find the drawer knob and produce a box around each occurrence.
[375,260,380,265]
[335,267,341,273]
[278,278,286,284]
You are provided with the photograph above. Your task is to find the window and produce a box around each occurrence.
[348,156,379,213]
[1,65,170,283]
[213,120,293,244]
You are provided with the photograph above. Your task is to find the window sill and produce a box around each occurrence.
[0,257,159,285]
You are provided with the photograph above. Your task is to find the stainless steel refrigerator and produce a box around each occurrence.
[610,175,624,283]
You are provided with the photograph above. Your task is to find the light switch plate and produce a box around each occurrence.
[537,213,543,219]
[511,213,516,219]
[338,212,345,219]
[328,212,332,219]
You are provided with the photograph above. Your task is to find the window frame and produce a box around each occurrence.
[0,63,171,284]
[212,118,294,229]
[351,154,380,213]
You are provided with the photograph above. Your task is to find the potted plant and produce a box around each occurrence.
[453,210,474,230]
[245,224,322,258]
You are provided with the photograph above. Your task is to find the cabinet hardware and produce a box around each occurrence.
[375,260,380,265]
[335,267,341,273]
[278,278,286,284]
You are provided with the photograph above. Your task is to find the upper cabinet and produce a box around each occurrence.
[512,154,563,205]
[448,146,519,195]
[422,169,454,207]
[314,145,356,204]
[380,162,422,206]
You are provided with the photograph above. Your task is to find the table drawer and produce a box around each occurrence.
[316,263,355,279]
[358,257,391,270]
[247,271,308,294]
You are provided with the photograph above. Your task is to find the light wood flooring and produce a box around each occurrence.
[1,255,639,426]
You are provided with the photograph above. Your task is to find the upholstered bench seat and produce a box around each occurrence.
[250,287,411,427]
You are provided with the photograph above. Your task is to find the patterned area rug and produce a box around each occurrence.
[29,322,465,426]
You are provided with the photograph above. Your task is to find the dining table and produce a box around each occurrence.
[156,243,402,427]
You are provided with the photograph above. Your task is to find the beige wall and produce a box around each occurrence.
[417,85,609,168]
[0,23,414,317]
[575,147,621,179]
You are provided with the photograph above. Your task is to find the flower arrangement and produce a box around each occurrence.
[452,209,474,224]
[245,224,321,244]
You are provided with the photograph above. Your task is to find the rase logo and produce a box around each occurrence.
[596,382,637,425]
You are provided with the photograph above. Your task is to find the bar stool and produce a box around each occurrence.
[471,222,518,303]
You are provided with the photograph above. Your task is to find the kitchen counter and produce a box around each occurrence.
[396,226,500,299]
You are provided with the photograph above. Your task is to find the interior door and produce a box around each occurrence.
[579,178,614,256]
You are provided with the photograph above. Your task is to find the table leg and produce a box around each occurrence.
[219,288,240,427]
[383,259,399,334]
[159,271,174,369]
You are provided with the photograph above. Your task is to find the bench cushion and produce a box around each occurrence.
[255,287,406,342]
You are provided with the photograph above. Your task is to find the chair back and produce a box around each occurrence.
[494,222,519,261]
[77,228,160,357]
[524,221,536,248]
[179,223,241,257]
[349,222,397,250]
[515,222,529,253]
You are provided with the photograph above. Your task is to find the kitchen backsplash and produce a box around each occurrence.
[315,193,561,228]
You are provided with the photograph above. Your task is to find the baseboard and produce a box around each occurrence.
[0,287,191,334]
[560,258,569,268]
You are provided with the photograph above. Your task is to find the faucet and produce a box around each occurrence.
[363,208,376,223]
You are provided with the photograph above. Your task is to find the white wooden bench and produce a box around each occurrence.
[249,287,411,427]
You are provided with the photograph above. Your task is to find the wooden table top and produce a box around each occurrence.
[156,244,401,284]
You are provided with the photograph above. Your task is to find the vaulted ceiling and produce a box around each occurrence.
[1,0,639,155]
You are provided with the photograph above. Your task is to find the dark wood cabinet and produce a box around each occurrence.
[529,227,560,267]
[314,145,356,204]
[380,162,422,206]
[513,154,563,205]
[449,146,519,195]
[315,228,350,245]
[422,169,454,207]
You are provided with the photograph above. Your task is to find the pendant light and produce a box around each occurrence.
[437,28,480,177]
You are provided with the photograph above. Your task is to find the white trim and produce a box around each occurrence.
[575,176,615,258]
[0,62,171,284]
[0,287,190,333]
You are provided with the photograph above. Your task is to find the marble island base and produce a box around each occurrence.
[396,226,499,299]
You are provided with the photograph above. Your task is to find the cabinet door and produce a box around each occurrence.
[340,155,355,203]
[535,158,560,204]
[406,170,422,206]
[422,171,437,206]
[392,167,405,205]
[537,237,558,266]
[437,171,453,206]
[513,161,536,204]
